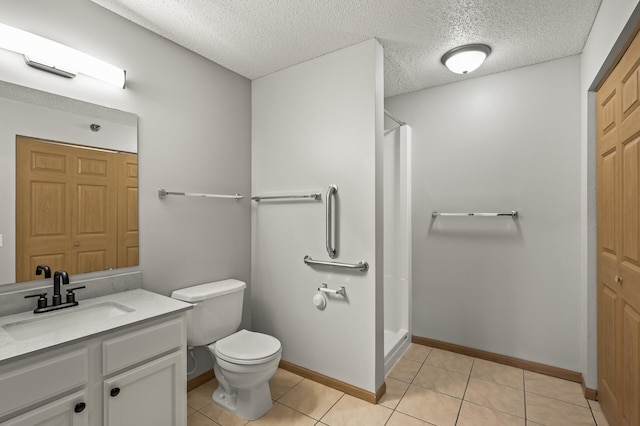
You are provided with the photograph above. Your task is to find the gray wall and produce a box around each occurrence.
[386,56,583,372]
[251,39,385,392]
[0,0,252,378]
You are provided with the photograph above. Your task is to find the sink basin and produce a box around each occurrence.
[2,302,135,341]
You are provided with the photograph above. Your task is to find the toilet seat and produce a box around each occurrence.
[212,329,281,365]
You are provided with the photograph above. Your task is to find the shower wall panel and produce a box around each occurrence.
[383,126,411,361]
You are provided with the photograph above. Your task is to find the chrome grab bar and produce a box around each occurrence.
[304,255,369,272]
[158,189,243,200]
[251,193,321,202]
[318,283,346,297]
[432,211,518,218]
[326,184,338,259]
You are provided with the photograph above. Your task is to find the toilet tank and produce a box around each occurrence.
[171,279,246,346]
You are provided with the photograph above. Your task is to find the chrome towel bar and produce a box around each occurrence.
[318,283,346,296]
[304,255,369,272]
[432,211,518,218]
[251,193,321,202]
[158,189,243,200]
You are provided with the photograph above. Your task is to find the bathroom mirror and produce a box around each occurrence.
[0,80,138,285]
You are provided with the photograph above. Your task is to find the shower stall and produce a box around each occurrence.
[382,118,412,373]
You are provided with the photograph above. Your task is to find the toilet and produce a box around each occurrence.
[171,279,281,420]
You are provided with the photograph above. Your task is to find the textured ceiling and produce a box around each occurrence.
[91,0,602,97]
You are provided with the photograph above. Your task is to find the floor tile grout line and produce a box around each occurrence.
[522,369,528,422]
[384,349,437,426]
[468,373,527,392]
[381,377,413,425]
[276,376,306,402]
[194,403,246,426]
[317,392,346,423]
[454,357,475,425]
[274,397,337,423]
[275,400,322,424]
[462,399,526,420]
[449,372,529,421]
[590,405,599,426]
[391,407,439,426]
[525,389,593,409]
[191,408,225,426]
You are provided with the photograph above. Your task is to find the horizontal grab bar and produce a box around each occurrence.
[432,211,518,218]
[304,255,369,272]
[251,193,321,202]
[318,283,346,296]
[158,189,243,200]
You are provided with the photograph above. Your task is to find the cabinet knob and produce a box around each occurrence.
[74,402,86,413]
[110,387,120,397]
[615,275,623,284]
[74,242,80,247]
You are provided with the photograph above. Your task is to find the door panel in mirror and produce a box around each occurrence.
[16,136,136,282]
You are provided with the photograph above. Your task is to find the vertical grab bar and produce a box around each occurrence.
[326,184,338,259]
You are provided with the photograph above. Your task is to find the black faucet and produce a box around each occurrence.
[25,270,85,314]
[35,264,51,279]
[53,270,70,306]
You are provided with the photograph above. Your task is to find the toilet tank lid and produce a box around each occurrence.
[171,279,246,302]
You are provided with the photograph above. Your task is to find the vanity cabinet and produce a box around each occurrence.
[0,313,187,426]
[102,317,185,425]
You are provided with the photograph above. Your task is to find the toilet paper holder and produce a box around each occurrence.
[318,283,345,297]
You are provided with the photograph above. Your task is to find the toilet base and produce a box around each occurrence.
[212,381,273,420]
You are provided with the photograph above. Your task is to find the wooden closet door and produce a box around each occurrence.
[597,28,640,426]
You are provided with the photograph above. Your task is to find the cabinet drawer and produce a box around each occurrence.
[2,389,88,426]
[0,349,88,418]
[103,318,184,375]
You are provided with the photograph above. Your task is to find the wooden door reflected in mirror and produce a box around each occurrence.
[16,136,138,282]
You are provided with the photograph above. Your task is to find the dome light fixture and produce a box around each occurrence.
[441,44,491,74]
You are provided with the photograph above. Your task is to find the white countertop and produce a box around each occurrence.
[0,289,192,364]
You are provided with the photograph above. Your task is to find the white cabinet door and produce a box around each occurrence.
[103,352,185,426]
[1,390,88,426]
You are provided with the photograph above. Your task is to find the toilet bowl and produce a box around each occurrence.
[209,329,281,419]
[171,280,282,420]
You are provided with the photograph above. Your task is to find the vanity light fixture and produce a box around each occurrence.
[441,43,491,74]
[0,23,126,88]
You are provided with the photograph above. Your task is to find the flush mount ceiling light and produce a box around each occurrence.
[0,23,126,88]
[441,44,491,75]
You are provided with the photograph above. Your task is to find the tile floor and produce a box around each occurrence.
[187,344,609,426]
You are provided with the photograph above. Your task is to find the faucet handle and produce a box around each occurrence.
[25,292,48,309]
[66,286,85,304]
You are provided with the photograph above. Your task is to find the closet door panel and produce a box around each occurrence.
[598,285,620,412]
[621,304,639,426]
[597,58,622,425]
[620,134,640,313]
